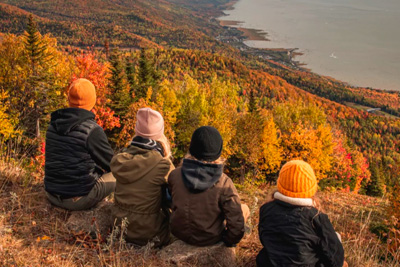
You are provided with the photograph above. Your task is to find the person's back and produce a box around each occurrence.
[45,108,102,196]
[169,161,243,246]
[169,126,247,247]
[44,78,115,210]
[111,108,174,247]
[257,160,344,267]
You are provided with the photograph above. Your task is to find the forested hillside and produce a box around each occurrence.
[0,0,236,53]
[1,0,400,265]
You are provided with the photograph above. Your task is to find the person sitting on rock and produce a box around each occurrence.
[256,160,346,267]
[110,107,174,248]
[45,78,115,211]
[168,126,249,247]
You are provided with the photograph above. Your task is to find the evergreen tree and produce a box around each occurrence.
[108,50,131,116]
[136,48,160,99]
[248,88,257,113]
[104,39,110,58]
[125,58,136,97]
[366,162,385,196]
[137,48,153,99]
[109,51,125,94]
[25,15,47,70]
[23,15,51,139]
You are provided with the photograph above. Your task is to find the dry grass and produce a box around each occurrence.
[1,162,398,266]
[318,191,399,266]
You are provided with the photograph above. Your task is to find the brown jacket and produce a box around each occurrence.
[168,158,244,246]
[110,145,174,247]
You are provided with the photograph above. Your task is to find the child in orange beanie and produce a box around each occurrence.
[257,160,345,267]
[45,78,115,211]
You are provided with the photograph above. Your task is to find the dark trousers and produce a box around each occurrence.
[46,172,116,211]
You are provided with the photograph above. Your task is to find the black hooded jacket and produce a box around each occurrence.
[44,108,114,198]
[257,200,344,267]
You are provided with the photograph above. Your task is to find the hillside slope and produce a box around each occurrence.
[0,163,395,266]
[0,0,234,53]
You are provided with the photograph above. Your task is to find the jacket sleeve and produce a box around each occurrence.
[314,213,345,267]
[160,160,174,212]
[86,126,114,172]
[220,177,245,247]
[161,158,175,183]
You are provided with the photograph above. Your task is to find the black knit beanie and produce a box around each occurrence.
[189,126,223,162]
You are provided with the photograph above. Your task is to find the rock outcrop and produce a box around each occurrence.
[158,240,236,267]
[65,201,113,238]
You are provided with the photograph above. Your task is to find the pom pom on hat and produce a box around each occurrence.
[68,78,96,111]
[277,160,317,198]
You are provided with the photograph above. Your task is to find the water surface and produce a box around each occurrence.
[220,0,400,90]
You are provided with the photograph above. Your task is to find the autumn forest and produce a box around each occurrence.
[1,0,400,264]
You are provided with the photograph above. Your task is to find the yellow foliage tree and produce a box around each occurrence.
[156,79,181,146]
[0,90,17,140]
[234,109,282,182]
[174,75,208,158]
[258,109,282,174]
[0,33,75,138]
[274,101,334,179]
[201,77,240,158]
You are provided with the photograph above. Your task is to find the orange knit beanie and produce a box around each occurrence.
[277,160,317,198]
[68,78,96,111]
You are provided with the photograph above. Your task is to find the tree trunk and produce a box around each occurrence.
[36,118,40,138]
[240,162,245,184]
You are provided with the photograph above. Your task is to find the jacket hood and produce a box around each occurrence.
[111,145,163,184]
[181,158,223,192]
[50,108,95,135]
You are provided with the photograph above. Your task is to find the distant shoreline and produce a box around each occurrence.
[216,9,305,69]
[219,19,269,41]
[216,0,400,91]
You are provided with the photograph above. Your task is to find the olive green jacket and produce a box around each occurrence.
[110,145,174,247]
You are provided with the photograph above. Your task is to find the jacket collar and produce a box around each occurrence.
[131,136,164,157]
[274,191,314,207]
[50,108,95,135]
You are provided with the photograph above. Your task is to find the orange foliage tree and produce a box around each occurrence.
[73,51,120,131]
[324,135,371,193]
[273,101,334,180]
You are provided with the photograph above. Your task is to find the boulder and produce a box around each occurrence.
[158,240,236,267]
[65,201,113,238]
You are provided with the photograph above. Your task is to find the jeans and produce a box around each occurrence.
[46,172,116,211]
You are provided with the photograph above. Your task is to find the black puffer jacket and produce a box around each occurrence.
[44,108,114,198]
[257,200,344,267]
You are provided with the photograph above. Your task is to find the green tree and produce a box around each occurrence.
[366,162,385,196]
[23,15,52,138]
[136,48,159,99]
[125,57,137,96]
[108,50,131,116]
[0,28,74,155]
